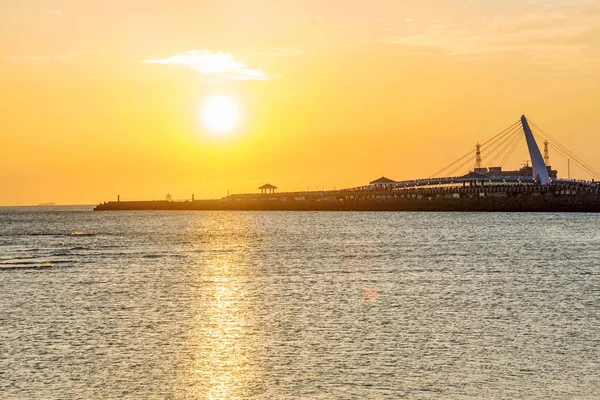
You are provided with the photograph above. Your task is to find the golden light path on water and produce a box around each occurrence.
[179,214,263,399]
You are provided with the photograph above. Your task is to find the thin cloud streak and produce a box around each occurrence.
[142,50,272,81]
[378,10,599,64]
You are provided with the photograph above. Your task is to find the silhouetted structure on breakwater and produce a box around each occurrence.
[94,182,600,212]
[95,116,600,212]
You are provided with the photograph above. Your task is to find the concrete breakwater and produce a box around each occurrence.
[94,183,600,212]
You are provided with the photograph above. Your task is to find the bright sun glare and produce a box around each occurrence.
[201,95,240,135]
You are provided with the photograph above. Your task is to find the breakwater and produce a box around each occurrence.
[94,183,600,212]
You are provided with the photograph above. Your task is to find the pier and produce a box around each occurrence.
[95,115,600,212]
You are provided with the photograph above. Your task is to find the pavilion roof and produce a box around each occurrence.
[259,183,277,189]
[369,176,397,184]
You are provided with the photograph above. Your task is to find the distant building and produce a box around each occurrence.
[462,171,489,180]
[369,176,397,189]
[474,165,558,179]
[259,183,277,194]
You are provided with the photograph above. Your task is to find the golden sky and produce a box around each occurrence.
[1,0,599,205]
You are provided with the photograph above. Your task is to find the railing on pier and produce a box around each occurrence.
[227,180,599,203]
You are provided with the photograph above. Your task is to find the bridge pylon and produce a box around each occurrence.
[521,115,550,184]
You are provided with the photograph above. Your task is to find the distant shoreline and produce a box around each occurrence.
[0,204,96,208]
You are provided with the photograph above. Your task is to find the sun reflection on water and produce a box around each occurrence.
[185,261,262,399]
[179,213,264,399]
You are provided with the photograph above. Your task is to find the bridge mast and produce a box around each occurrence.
[521,115,550,184]
[543,140,550,165]
[475,143,482,169]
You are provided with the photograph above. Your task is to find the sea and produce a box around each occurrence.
[0,206,598,399]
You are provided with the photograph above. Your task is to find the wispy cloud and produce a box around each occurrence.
[378,9,600,67]
[51,10,63,16]
[142,50,272,81]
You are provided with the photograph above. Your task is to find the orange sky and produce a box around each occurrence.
[1,0,599,205]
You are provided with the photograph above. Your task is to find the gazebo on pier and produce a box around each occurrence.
[259,183,277,194]
[369,176,397,189]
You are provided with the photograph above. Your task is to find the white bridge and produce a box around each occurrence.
[366,115,598,191]
[379,175,596,190]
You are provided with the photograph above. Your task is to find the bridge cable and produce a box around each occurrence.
[428,120,521,178]
[479,124,523,165]
[550,145,600,179]
[530,129,600,180]
[478,122,523,159]
[446,122,522,177]
[446,157,480,177]
[445,153,484,177]
[432,122,521,178]
[530,126,600,175]
[480,120,522,147]
[531,130,600,179]
[482,127,521,163]
[468,123,523,175]
[429,149,476,178]
[486,128,524,167]
[479,123,523,159]
[499,134,523,168]
[528,120,600,177]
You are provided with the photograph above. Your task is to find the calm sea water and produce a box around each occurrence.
[0,207,598,399]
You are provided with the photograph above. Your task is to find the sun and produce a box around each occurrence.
[201,95,240,135]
